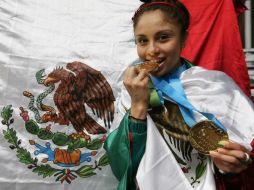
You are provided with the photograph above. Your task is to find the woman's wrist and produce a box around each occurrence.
[129,115,147,123]
[130,103,148,120]
[214,165,239,179]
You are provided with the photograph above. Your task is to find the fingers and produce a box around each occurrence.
[211,153,248,173]
[210,150,242,166]
[218,140,247,152]
[123,66,150,92]
[210,141,252,174]
[210,151,248,173]
[136,70,150,81]
[217,141,251,164]
[218,148,248,162]
[124,66,149,84]
[123,66,150,118]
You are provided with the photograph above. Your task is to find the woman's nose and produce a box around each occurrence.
[147,42,159,57]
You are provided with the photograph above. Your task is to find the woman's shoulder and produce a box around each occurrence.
[182,66,238,86]
[180,65,249,101]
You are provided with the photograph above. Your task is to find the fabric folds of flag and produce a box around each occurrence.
[104,114,131,190]
[180,0,251,97]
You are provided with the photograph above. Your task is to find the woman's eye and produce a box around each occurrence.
[158,34,170,42]
[136,38,148,46]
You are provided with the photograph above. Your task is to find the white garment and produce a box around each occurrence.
[119,66,254,190]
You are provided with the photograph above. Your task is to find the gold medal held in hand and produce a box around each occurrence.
[189,120,228,155]
[136,60,158,73]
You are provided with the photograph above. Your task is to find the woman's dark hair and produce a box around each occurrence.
[133,0,190,36]
[140,0,151,2]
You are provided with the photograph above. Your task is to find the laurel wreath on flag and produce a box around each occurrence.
[1,105,109,184]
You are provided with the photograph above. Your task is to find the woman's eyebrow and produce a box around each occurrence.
[135,34,147,38]
[156,29,175,34]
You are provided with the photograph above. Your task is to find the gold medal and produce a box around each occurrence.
[189,120,228,155]
[136,60,158,73]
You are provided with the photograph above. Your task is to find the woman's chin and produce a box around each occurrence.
[150,69,165,77]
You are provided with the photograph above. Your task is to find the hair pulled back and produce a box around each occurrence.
[133,0,190,36]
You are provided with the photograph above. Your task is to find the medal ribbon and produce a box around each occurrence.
[150,61,227,132]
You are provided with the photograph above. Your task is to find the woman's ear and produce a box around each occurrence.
[181,31,188,48]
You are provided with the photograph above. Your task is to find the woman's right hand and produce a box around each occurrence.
[123,66,150,119]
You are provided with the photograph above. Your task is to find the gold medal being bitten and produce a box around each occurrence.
[136,60,158,73]
[189,120,228,155]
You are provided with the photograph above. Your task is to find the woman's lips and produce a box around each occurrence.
[157,57,165,63]
[155,58,166,69]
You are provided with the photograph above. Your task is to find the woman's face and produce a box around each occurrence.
[134,9,185,77]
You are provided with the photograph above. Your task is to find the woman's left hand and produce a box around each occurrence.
[209,141,252,174]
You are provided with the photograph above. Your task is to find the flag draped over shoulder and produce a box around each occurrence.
[0,0,141,189]
[180,0,251,97]
[104,114,131,190]
[109,66,254,190]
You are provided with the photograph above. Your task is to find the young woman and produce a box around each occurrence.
[104,1,254,190]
